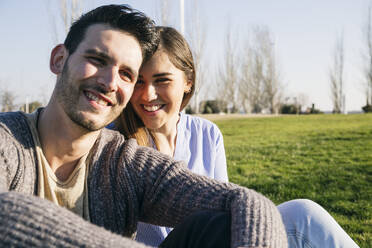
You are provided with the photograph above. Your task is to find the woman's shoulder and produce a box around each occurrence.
[180,113,222,138]
[181,113,218,129]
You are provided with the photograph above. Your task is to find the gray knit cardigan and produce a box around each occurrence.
[0,111,287,248]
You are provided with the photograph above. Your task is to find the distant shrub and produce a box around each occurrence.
[19,101,43,113]
[305,103,323,114]
[200,100,227,114]
[362,104,372,113]
[185,105,195,114]
[280,104,299,114]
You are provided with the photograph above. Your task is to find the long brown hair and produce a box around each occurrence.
[115,26,196,147]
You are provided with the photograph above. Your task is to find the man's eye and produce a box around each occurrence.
[88,57,105,66]
[119,71,133,82]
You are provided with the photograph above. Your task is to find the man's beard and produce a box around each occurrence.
[55,63,121,131]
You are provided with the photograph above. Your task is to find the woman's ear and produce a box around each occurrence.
[50,44,68,75]
[184,80,192,93]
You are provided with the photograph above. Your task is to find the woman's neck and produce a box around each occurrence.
[150,113,180,157]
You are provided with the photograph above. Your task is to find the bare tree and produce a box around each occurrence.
[296,92,310,112]
[362,4,372,106]
[186,0,208,114]
[1,90,17,112]
[239,43,264,113]
[45,0,85,44]
[239,26,283,114]
[155,0,172,26]
[329,33,345,113]
[217,28,240,113]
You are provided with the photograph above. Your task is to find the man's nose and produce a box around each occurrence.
[97,67,119,92]
[142,84,157,101]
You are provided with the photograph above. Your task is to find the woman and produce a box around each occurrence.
[114,26,359,248]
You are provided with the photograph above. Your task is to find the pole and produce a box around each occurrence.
[180,0,185,35]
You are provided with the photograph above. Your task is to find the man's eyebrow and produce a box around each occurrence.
[85,49,113,62]
[85,49,138,79]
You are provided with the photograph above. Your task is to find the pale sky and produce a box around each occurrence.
[0,0,370,111]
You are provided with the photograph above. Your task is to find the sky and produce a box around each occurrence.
[0,0,371,112]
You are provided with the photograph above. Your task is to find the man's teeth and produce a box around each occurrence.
[143,105,161,112]
[86,92,108,106]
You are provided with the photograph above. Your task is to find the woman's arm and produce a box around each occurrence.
[214,127,229,182]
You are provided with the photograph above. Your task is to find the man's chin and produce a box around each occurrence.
[68,112,108,132]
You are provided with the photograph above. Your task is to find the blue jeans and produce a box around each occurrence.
[278,199,359,248]
[140,199,359,248]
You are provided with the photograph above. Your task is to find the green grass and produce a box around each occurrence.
[212,114,372,247]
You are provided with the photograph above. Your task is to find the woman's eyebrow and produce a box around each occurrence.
[153,72,172,77]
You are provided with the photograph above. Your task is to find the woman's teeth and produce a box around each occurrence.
[143,105,161,112]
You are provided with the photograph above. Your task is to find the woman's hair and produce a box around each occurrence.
[115,26,196,147]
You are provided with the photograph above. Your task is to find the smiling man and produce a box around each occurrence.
[0,4,287,248]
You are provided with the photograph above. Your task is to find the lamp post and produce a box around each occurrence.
[180,0,184,35]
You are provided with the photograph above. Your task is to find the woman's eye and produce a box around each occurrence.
[135,79,145,87]
[156,78,170,84]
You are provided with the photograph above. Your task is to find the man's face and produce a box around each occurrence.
[54,24,143,131]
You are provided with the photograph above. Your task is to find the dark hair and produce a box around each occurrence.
[64,4,159,61]
[115,26,196,148]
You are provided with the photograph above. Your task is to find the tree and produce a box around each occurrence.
[261,30,283,114]
[1,90,17,112]
[157,0,172,26]
[45,0,86,44]
[239,26,284,114]
[362,4,372,107]
[186,0,208,114]
[217,27,240,113]
[329,33,345,114]
[239,42,264,113]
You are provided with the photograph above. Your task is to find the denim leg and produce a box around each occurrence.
[277,199,359,248]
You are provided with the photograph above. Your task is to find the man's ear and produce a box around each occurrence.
[50,44,68,75]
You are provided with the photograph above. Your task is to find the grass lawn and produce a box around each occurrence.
[211,113,372,247]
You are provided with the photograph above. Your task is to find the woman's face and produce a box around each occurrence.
[130,50,191,131]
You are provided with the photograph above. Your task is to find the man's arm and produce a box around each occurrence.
[0,191,151,248]
[126,143,287,248]
[0,112,37,194]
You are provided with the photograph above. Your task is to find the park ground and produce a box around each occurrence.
[202,113,372,247]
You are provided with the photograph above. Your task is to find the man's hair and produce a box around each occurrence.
[64,4,159,61]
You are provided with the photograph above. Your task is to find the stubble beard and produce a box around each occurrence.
[55,63,120,131]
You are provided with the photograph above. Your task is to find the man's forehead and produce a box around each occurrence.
[77,24,137,49]
[76,24,142,60]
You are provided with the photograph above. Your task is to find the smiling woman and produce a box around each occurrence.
[115,26,200,157]
[113,26,229,246]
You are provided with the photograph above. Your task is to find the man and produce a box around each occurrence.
[0,5,287,248]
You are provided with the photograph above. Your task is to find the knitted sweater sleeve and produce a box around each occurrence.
[123,141,287,248]
[0,112,37,194]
